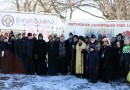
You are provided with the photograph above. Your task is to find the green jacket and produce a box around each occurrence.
[122,45,130,65]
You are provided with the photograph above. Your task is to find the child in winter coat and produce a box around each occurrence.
[86,45,99,83]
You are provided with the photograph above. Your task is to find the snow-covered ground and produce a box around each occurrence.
[0,74,129,90]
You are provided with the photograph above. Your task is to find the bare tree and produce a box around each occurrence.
[36,0,90,20]
[15,0,20,11]
[77,0,130,20]
[8,0,38,12]
[7,0,130,20]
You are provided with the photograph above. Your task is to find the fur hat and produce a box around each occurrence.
[69,33,73,36]
[91,34,96,38]
[79,36,85,42]
[27,33,32,36]
[38,33,43,38]
[73,35,78,39]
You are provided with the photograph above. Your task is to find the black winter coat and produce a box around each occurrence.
[34,40,47,58]
[99,46,115,80]
[23,39,34,58]
[47,41,59,68]
[14,39,23,59]
[33,39,47,75]
[87,51,99,68]
[22,38,35,74]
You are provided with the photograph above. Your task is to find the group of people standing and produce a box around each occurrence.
[0,32,129,84]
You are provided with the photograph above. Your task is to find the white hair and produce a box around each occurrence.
[102,38,111,46]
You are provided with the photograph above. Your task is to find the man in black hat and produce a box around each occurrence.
[22,33,35,74]
[88,34,101,51]
[33,33,37,42]
[65,33,73,73]
[22,33,27,42]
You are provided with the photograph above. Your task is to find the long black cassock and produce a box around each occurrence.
[33,39,47,75]
[22,38,35,74]
[14,38,25,74]
[47,41,59,75]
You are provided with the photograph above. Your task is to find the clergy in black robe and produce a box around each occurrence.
[32,33,37,73]
[65,33,73,73]
[0,37,15,74]
[47,35,59,75]
[14,33,25,74]
[33,33,47,75]
[0,35,5,71]
[22,33,35,74]
[71,35,78,75]
[21,33,27,70]
[8,35,16,73]
[58,36,68,75]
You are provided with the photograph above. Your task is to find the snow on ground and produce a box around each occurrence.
[0,74,129,90]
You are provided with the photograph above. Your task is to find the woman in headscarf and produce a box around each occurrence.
[115,41,124,78]
[33,33,47,75]
[75,36,87,78]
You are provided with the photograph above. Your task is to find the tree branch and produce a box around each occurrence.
[77,7,106,19]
